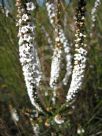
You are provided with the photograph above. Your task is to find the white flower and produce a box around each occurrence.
[50,19,54,24]
[75,44,79,47]
[17,19,22,26]
[79,33,83,37]
[19,36,24,45]
[55,37,60,42]
[75,38,81,42]
[22,14,29,21]
[27,22,35,33]
[23,34,33,42]
[26,2,35,11]
[45,2,49,7]
[20,26,29,33]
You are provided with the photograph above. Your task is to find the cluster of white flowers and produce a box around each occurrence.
[46,1,63,95]
[46,1,72,88]
[50,36,62,89]
[59,28,72,85]
[91,0,101,28]
[46,1,56,26]
[50,35,63,104]
[16,1,43,112]
[66,1,87,102]
[66,44,87,101]
[26,2,35,11]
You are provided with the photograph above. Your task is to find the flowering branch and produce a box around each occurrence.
[46,0,72,87]
[46,0,63,104]
[90,0,101,35]
[16,0,44,112]
[59,28,72,85]
[66,0,87,102]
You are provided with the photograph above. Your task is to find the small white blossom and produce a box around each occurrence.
[22,14,29,21]
[18,36,24,45]
[20,26,29,33]
[55,37,60,42]
[26,2,35,11]
[23,33,33,42]
[16,18,22,26]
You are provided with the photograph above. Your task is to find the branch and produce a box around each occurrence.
[66,0,87,102]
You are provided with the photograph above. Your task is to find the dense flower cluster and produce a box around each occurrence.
[46,1,72,88]
[66,0,87,101]
[91,0,101,28]
[59,28,72,85]
[46,1,63,103]
[50,35,63,89]
[16,0,43,112]
[50,34,63,104]
[46,1,56,26]
[46,1,62,90]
